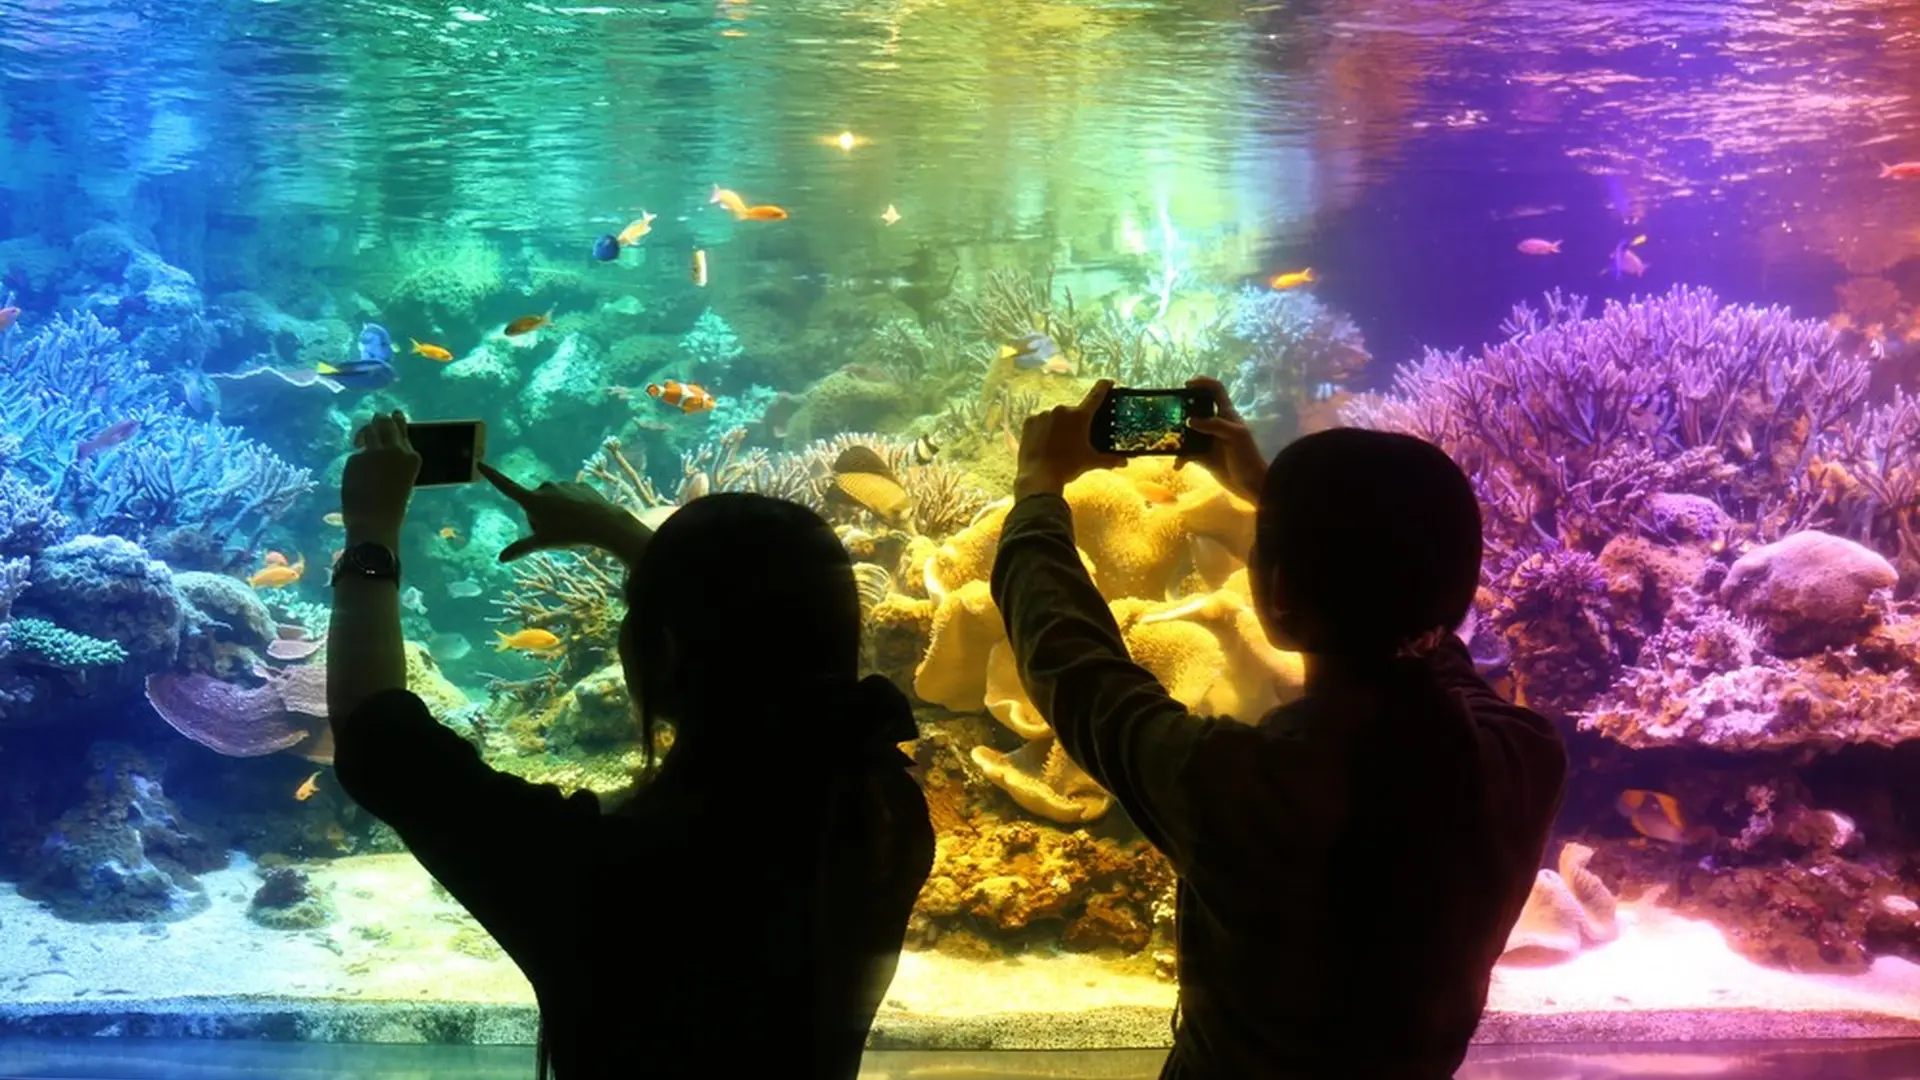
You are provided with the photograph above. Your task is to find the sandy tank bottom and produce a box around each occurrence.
[1,853,1918,1046]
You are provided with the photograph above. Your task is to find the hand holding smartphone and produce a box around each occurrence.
[1090,387,1216,457]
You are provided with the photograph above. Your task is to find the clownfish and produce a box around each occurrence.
[647,380,716,414]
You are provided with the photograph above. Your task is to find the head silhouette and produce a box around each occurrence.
[1251,428,1482,659]
[622,493,861,759]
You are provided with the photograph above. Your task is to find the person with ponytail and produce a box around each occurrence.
[327,412,933,1079]
[994,381,1566,1079]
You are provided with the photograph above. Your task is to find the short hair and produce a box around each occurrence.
[1254,428,1482,656]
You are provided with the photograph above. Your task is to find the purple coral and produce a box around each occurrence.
[1343,286,1869,566]
[145,663,327,759]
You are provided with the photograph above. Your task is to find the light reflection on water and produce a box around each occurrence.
[1,0,1919,287]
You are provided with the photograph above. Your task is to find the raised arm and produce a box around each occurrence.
[327,411,417,721]
[991,493,1216,866]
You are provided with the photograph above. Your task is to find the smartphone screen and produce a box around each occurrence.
[409,420,487,486]
[1094,389,1214,456]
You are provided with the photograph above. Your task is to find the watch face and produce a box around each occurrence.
[345,542,400,576]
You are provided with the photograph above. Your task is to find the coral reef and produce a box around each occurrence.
[0,309,311,569]
[16,742,228,922]
[22,534,183,665]
[1224,287,1370,453]
[247,866,334,930]
[1343,288,1920,719]
[7,618,128,668]
[145,662,331,761]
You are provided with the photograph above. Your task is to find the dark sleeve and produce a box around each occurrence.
[1431,637,1569,851]
[331,688,603,976]
[990,494,1220,868]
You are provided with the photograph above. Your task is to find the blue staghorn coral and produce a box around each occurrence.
[0,308,312,570]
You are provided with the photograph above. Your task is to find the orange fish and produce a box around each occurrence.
[1879,161,1920,180]
[439,526,460,541]
[496,628,564,655]
[691,249,708,288]
[0,306,18,332]
[250,554,306,589]
[1616,789,1711,845]
[709,185,749,216]
[1516,238,1562,255]
[1268,267,1315,291]
[617,212,657,246]
[410,339,453,362]
[739,204,787,221]
[503,311,552,337]
[264,551,289,567]
[647,380,716,414]
[294,770,322,802]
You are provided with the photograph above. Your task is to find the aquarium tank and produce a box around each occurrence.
[4,0,1920,1055]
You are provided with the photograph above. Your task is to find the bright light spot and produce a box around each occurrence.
[821,131,870,151]
[451,7,489,22]
[837,130,856,151]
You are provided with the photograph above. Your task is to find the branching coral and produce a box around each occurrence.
[1224,287,1369,449]
[1344,287,1868,569]
[0,310,310,569]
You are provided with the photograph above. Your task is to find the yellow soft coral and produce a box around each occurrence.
[922,499,1012,600]
[913,580,1005,711]
[970,735,1112,824]
[1060,468,1188,599]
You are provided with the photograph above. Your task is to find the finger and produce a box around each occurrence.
[367,413,396,449]
[478,462,532,501]
[390,410,412,451]
[1186,376,1243,422]
[1076,378,1115,412]
[498,537,543,563]
[1187,416,1241,436]
[352,425,370,449]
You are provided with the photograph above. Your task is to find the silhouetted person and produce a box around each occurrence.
[325,412,934,1080]
[996,381,1566,1079]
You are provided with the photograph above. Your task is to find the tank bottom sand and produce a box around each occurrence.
[1,854,1917,1045]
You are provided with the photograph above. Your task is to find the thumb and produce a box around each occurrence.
[498,536,543,563]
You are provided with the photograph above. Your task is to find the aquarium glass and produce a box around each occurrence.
[4,0,1920,1051]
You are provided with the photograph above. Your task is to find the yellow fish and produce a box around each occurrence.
[495,628,564,655]
[294,770,322,802]
[1268,267,1316,291]
[617,212,656,246]
[410,339,453,362]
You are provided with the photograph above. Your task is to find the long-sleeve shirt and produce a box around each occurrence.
[992,494,1566,1080]
[333,688,934,1080]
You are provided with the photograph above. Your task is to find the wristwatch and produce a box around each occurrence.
[331,541,401,586]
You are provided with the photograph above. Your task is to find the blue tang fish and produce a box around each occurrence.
[592,234,622,262]
[999,331,1073,375]
[316,323,397,389]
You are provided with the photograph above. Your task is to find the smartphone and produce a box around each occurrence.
[1091,388,1215,456]
[409,420,488,486]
